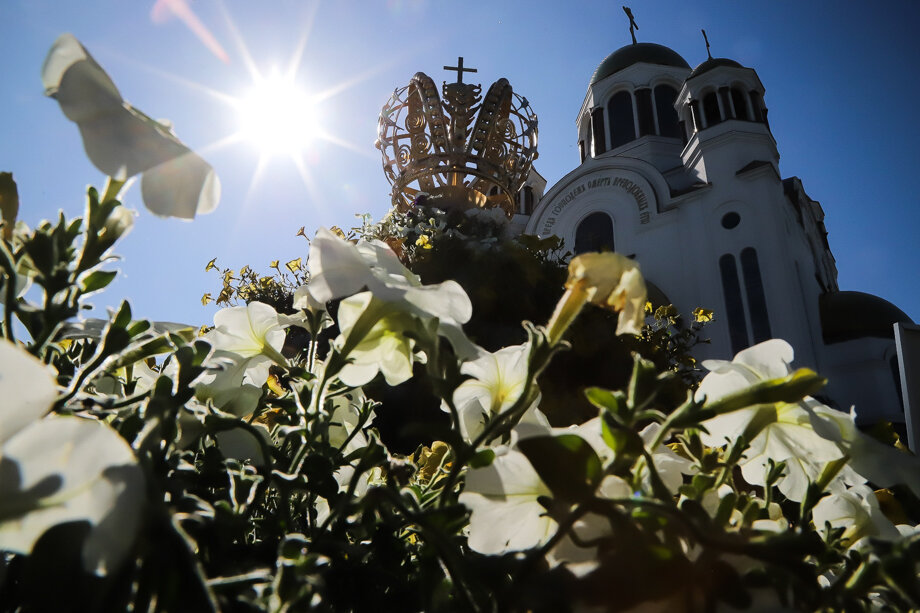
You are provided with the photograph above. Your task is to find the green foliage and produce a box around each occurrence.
[2,176,920,613]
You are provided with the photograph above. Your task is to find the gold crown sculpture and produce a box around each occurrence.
[376,57,538,217]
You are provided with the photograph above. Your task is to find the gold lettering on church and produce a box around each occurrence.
[540,175,650,234]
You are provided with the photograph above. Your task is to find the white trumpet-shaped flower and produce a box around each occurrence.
[812,485,902,549]
[334,293,419,387]
[0,339,143,575]
[295,227,476,358]
[459,448,555,554]
[697,340,864,501]
[198,301,288,415]
[452,344,548,443]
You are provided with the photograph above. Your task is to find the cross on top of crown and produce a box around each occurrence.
[443,56,477,84]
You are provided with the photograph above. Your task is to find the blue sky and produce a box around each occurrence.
[1,1,918,327]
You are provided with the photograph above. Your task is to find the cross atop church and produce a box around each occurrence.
[443,57,477,84]
[702,29,713,59]
[622,6,638,45]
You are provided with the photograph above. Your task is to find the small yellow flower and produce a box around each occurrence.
[269,260,279,269]
[201,293,212,306]
[645,300,653,314]
[330,226,346,239]
[415,234,432,249]
[285,258,302,273]
[205,257,218,272]
[693,307,714,323]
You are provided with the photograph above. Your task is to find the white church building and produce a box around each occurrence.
[507,42,917,436]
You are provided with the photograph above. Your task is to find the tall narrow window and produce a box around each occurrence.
[749,91,764,122]
[575,212,614,254]
[731,88,749,120]
[635,89,655,137]
[608,91,636,148]
[522,186,534,215]
[719,254,749,354]
[654,85,680,138]
[740,248,772,342]
[591,108,607,155]
[689,100,703,131]
[703,92,721,127]
[578,140,586,163]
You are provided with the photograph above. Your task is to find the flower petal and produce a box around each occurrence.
[0,340,57,445]
[0,417,143,575]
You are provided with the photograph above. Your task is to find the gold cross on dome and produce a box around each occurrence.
[443,57,477,84]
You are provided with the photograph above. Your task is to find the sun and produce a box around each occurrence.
[236,70,319,156]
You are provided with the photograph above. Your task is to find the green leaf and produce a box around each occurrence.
[108,335,178,370]
[585,387,630,423]
[518,434,602,502]
[627,353,658,411]
[79,269,117,294]
[0,172,19,240]
[600,414,644,462]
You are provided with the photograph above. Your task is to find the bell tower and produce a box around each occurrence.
[677,57,778,184]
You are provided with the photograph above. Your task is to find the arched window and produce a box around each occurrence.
[591,108,607,155]
[719,254,748,354]
[635,89,655,137]
[654,85,680,138]
[703,92,721,127]
[488,185,499,196]
[578,140,586,163]
[740,248,772,342]
[575,212,614,254]
[522,186,534,215]
[608,91,636,148]
[730,87,749,120]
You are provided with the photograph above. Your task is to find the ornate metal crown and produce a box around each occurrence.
[376,58,538,217]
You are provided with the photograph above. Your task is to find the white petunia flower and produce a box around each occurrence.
[697,340,866,501]
[295,227,476,359]
[41,34,219,219]
[812,485,901,549]
[0,339,143,575]
[197,301,288,415]
[452,344,548,443]
[459,448,555,554]
[333,293,419,387]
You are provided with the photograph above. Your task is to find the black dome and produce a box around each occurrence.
[591,43,690,85]
[688,57,744,80]
[820,291,914,344]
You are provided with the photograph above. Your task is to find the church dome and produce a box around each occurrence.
[819,291,914,344]
[688,57,744,80]
[590,43,690,84]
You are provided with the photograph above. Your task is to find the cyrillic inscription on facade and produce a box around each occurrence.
[540,175,650,234]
